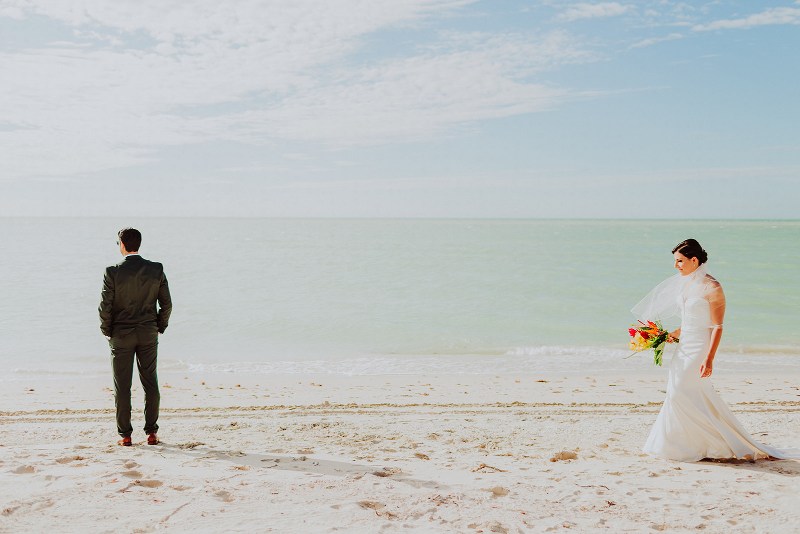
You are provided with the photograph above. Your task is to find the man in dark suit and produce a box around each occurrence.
[99,228,172,446]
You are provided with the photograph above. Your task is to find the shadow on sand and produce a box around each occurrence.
[700,457,800,477]
[159,442,446,489]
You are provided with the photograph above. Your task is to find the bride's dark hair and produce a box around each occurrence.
[672,238,708,264]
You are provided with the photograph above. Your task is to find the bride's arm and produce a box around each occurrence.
[668,328,681,342]
[701,284,726,378]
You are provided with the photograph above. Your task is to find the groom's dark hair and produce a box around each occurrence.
[118,228,142,252]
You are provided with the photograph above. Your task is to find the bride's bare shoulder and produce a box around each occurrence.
[704,274,724,293]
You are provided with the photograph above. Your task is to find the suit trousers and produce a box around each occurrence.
[110,325,160,437]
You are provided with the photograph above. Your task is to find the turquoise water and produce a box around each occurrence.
[1,218,798,374]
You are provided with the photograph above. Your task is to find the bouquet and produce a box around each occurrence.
[627,320,675,366]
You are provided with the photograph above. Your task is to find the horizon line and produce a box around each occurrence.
[1,216,798,222]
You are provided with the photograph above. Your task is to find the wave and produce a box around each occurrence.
[718,344,800,356]
[180,349,665,376]
[3,344,798,379]
[506,343,800,357]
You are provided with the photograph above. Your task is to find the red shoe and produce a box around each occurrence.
[118,436,132,447]
[147,433,159,445]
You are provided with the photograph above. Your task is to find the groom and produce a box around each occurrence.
[99,228,172,446]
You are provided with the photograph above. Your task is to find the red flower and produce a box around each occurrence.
[628,328,637,337]
[640,331,650,340]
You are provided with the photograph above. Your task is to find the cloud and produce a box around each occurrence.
[0,4,25,19]
[559,2,631,22]
[630,32,684,49]
[0,0,591,179]
[199,31,591,147]
[693,6,800,31]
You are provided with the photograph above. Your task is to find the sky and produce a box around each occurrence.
[1,1,799,218]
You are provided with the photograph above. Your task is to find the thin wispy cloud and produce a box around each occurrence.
[0,0,591,179]
[203,31,591,147]
[693,5,800,31]
[630,33,684,49]
[558,2,631,22]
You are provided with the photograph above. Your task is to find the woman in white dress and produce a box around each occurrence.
[634,239,798,462]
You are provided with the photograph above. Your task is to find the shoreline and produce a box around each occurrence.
[5,346,800,381]
[3,366,800,410]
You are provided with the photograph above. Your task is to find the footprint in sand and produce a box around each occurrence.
[122,470,143,478]
[123,461,139,469]
[358,501,397,519]
[12,465,35,474]
[215,490,234,503]
[134,480,163,488]
[487,521,509,533]
[486,486,509,498]
[372,467,403,478]
[55,456,85,464]
[31,499,54,511]
[549,451,578,462]
[177,442,205,450]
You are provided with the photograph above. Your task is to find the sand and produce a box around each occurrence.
[1,368,798,533]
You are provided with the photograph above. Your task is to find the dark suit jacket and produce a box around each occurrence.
[99,255,172,338]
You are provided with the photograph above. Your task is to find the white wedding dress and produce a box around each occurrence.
[643,293,798,462]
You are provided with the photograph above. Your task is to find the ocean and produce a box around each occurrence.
[1,218,798,377]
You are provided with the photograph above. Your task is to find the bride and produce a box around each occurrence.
[633,238,798,462]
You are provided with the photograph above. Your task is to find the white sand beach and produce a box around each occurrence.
[1,368,798,533]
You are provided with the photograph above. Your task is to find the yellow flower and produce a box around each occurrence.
[629,332,650,351]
